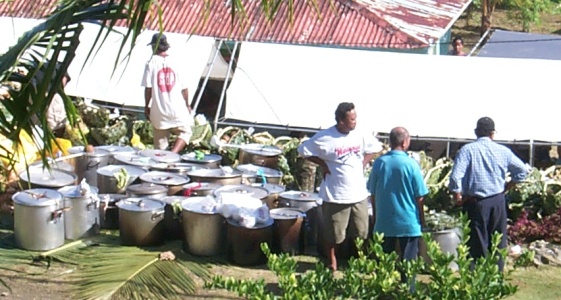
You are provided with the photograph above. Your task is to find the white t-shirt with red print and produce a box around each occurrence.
[141,54,192,129]
[298,126,383,204]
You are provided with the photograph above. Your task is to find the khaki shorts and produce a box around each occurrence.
[321,198,369,245]
[153,125,192,150]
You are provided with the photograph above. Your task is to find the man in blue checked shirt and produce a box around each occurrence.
[449,117,529,271]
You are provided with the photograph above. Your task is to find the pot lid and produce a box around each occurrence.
[183,182,223,192]
[181,152,222,164]
[30,160,75,173]
[113,153,158,168]
[241,144,282,157]
[270,208,305,220]
[97,164,147,177]
[12,189,63,207]
[140,171,190,186]
[187,168,242,179]
[160,195,188,205]
[213,185,269,199]
[251,183,286,194]
[116,198,165,212]
[67,146,109,157]
[96,145,136,154]
[19,167,77,188]
[226,217,274,229]
[236,164,283,177]
[139,149,181,163]
[99,194,127,205]
[58,185,99,198]
[127,183,168,195]
[279,190,321,202]
[151,162,207,173]
[181,196,218,214]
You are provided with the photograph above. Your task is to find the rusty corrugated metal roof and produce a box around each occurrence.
[0,0,470,49]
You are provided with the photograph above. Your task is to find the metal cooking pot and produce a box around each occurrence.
[19,167,77,189]
[186,168,243,185]
[159,195,188,240]
[270,208,305,255]
[12,189,65,251]
[97,164,147,194]
[251,183,286,209]
[182,196,225,256]
[99,194,127,229]
[181,182,223,197]
[181,152,222,169]
[126,183,168,199]
[113,153,159,169]
[30,158,75,173]
[277,190,321,212]
[139,149,181,163]
[68,146,110,186]
[213,184,269,201]
[236,164,283,185]
[58,185,100,240]
[96,145,136,164]
[139,171,190,196]
[238,144,282,169]
[226,218,274,266]
[150,162,208,176]
[116,198,165,246]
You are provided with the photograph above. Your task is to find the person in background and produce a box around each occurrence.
[448,36,467,56]
[368,126,428,292]
[297,102,383,271]
[46,72,72,138]
[449,117,529,271]
[142,33,193,153]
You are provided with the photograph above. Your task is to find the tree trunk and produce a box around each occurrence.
[481,0,492,36]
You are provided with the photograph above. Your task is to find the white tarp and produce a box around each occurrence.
[226,42,561,141]
[1,17,216,107]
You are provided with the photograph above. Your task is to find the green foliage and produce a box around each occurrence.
[505,0,556,31]
[513,249,536,268]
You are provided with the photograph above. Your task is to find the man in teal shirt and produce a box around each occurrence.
[368,127,428,291]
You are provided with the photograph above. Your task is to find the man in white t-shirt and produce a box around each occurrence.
[141,33,193,153]
[298,102,383,271]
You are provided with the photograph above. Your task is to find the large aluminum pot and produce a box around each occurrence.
[99,194,127,229]
[186,168,243,185]
[277,191,321,212]
[159,195,188,240]
[270,208,305,255]
[278,191,323,255]
[236,164,283,185]
[226,218,274,266]
[30,158,75,173]
[12,189,65,251]
[68,146,110,186]
[96,145,136,164]
[19,167,77,189]
[182,196,225,256]
[213,184,269,201]
[139,149,181,163]
[139,171,190,196]
[251,183,286,209]
[58,185,100,240]
[181,152,222,169]
[126,183,168,199]
[150,162,208,176]
[97,165,147,194]
[238,144,282,169]
[116,198,165,246]
[113,153,159,169]
[181,182,223,197]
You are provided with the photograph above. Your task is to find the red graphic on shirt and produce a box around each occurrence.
[157,67,176,92]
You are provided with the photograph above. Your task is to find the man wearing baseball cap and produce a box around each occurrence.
[141,32,193,153]
[449,117,529,271]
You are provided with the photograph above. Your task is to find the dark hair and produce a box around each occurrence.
[452,36,464,45]
[335,102,355,122]
[389,127,409,148]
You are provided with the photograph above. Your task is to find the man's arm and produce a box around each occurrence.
[363,152,377,168]
[144,87,152,119]
[416,196,426,229]
[181,88,192,114]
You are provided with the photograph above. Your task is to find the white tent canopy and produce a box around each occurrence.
[225,42,561,142]
[1,17,217,107]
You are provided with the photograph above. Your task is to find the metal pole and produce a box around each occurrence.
[529,139,534,167]
[193,39,224,113]
[213,41,239,132]
[468,28,492,57]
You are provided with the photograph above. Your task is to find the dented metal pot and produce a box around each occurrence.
[116,198,165,246]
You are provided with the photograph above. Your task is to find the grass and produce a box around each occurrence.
[507,265,561,299]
